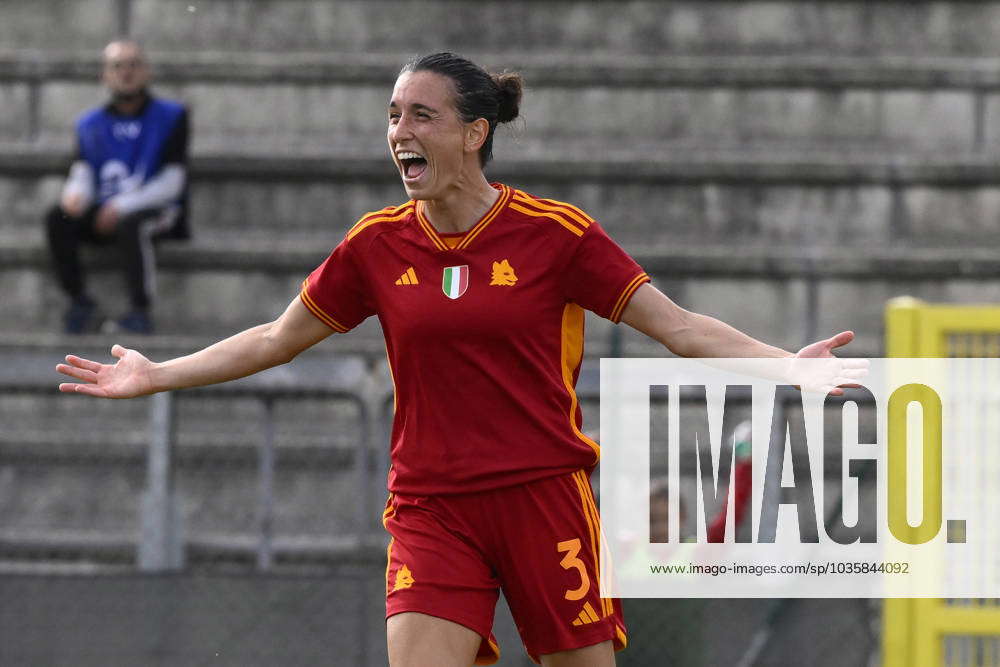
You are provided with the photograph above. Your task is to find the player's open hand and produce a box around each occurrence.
[795,330,856,359]
[790,331,869,396]
[57,344,155,398]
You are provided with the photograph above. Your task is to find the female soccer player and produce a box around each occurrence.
[57,52,862,667]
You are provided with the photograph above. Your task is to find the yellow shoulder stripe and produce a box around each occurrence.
[512,193,593,228]
[347,202,414,241]
[509,202,585,237]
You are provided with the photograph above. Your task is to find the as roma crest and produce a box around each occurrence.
[442,265,469,299]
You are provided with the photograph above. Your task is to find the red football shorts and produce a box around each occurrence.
[383,469,627,664]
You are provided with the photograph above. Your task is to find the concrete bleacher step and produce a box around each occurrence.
[9,1,1000,57]
[3,232,1000,355]
[13,49,1000,89]
[9,134,997,356]
[7,148,1000,250]
[6,51,998,158]
[5,34,1000,251]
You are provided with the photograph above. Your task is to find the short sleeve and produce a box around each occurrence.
[561,222,650,323]
[300,238,376,333]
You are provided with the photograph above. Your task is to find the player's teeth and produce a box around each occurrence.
[398,152,422,159]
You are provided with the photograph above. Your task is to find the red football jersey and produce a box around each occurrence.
[302,183,649,494]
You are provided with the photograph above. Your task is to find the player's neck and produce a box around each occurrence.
[423,174,498,234]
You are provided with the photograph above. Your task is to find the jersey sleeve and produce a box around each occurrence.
[561,222,650,323]
[300,237,375,333]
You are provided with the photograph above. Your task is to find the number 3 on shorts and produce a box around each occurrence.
[557,538,590,601]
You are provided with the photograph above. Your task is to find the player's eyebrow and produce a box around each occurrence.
[388,101,440,115]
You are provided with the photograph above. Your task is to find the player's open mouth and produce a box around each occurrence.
[397,151,428,181]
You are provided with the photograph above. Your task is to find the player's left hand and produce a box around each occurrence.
[795,330,855,359]
[57,344,155,399]
[790,331,869,396]
[95,203,120,234]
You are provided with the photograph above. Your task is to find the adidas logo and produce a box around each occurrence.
[571,602,602,626]
[395,267,419,285]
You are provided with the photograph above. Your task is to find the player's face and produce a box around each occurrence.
[102,42,150,100]
[387,71,469,200]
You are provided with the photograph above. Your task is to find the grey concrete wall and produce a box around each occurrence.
[122,1,1000,57]
[0,262,309,333]
[12,0,998,60]
[22,77,990,154]
[0,83,32,141]
[13,249,1000,358]
[10,170,1000,250]
[177,177,1000,249]
[0,0,120,50]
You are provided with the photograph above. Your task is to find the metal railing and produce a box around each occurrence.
[0,349,389,570]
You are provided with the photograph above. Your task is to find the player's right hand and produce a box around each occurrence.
[57,344,155,399]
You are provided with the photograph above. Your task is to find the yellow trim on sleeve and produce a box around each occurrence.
[610,273,650,323]
[300,279,349,333]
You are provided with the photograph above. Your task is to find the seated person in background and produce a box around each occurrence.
[46,39,189,334]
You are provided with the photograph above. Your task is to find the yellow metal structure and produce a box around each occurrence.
[883,297,1000,667]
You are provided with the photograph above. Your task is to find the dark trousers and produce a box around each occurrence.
[45,204,173,310]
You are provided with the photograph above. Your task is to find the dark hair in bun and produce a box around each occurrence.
[401,52,524,166]
[492,71,522,125]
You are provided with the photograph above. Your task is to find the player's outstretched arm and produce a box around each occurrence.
[620,283,867,394]
[621,283,793,359]
[58,296,333,398]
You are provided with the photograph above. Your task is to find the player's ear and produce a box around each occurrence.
[465,118,489,154]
